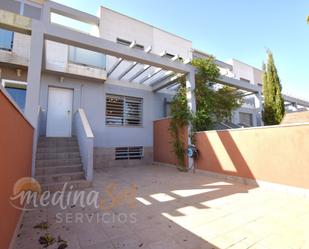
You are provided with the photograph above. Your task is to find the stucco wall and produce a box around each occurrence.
[0,90,33,249]
[195,124,309,189]
[99,7,192,60]
[153,118,188,166]
[153,118,309,189]
[39,73,172,148]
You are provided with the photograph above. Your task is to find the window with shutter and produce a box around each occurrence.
[106,94,142,127]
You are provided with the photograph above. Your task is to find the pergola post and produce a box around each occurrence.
[254,90,263,126]
[186,69,196,168]
[24,20,44,127]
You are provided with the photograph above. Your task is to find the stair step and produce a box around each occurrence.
[36,158,81,167]
[37,146,79,153]
[36,172,84,184]
[39,136,77,142]
[35,164,83,175]
[38,141,78,148]
[36,152,81,160]
[41,180,92,192]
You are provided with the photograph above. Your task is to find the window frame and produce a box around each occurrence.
[116,38,144,50]
[2,79,27,111]
[68,46,106,69]
[0,29,14,52]
[105,93,143,128]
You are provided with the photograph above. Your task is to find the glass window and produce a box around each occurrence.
[69,46,106,69]
[0,28,14,51]
[3,81,27,111]
[106,94,143,127]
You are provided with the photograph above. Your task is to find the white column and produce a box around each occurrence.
[24,21,44,127]
[186,69,196,168]
[254,91,263,126]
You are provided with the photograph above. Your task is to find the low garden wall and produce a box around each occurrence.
[0,89,34,249]
[153,117,309,189]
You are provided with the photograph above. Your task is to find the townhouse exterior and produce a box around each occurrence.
[0,0,308,186]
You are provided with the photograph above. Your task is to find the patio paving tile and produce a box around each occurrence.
[14,164,309,249]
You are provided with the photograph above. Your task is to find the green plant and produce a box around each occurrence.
[169,85,191,171]
[39,233,55,248]
[262,51,285,125]
[192,57,243,131]
[169,57,243,170]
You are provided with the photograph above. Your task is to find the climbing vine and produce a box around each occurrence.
[169,57,243,170]
[169,84,191,171]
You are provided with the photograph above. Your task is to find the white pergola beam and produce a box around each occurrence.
[152,73,183,92]
[216,75,260,93]
[118,62,137,80]
[129,65,151,82]
[139,54,179,84]
[282,94,309,107]
[107,58,123,76]
[149,71,173,86]
[118,46,152,80]
[139,68,163,84]
[43,23,191,74]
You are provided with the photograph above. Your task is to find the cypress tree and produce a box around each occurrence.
[262,52,285,125]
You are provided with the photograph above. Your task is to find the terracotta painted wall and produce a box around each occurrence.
[195,124,309,189]
[153,118,309,189]
[153,118,188,166]
[0,90,33,249]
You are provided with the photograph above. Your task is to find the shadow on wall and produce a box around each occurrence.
[195,124,309,189]
[196,131,256,181]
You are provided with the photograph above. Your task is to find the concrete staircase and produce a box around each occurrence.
[35,136,92,191]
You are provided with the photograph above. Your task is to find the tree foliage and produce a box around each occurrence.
[191,57,243,131]
[262,52,285,125]
[169,57,244,170]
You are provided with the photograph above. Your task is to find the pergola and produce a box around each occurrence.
[0,1,196,127]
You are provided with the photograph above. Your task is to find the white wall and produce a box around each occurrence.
[39,73,171,148]
[99,7,192,60]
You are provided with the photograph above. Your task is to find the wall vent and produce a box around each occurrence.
[115,146,144,160]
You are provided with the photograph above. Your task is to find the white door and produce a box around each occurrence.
[46,87,73,137]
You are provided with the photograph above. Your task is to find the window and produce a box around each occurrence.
[116,38,144,50]
[135,44,144,50]
[164,53,175,59]
[240,77,250,83]
[106,94,143,126]
[69,46,106,69]
[239,112,253,127]
[115,147,144,160]
[2,80,27,111]
[0,28,14,51]
[163,53,183,61]
[117,38,131,46]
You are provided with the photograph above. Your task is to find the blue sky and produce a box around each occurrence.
[53,0,309,100]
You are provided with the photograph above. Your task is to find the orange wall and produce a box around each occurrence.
[195,125,309,189]
[153,118,188,166]
[0,91,33,249]
[153,118,309,189]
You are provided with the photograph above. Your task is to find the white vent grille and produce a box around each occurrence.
[106,94,142,127]
[115,147,144,160]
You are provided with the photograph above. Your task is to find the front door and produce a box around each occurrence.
[46,87,73,137]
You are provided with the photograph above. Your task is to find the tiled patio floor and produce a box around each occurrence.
[15,164,309,249]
